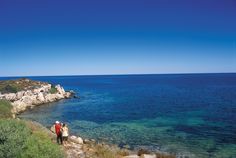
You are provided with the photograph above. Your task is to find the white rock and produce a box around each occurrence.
[70,135,77,140]
[55,85,65,95]
[22,96,33,105]
[24,90,33,96]
[12,100,27,113]
[4,93,16,101]
[37,92,45,102]
[56,93,64,99]
[77,137,83,144]
[16,91,24,100]
[142,154,156,158]
[70,136,83,144]
[45,94,57,102]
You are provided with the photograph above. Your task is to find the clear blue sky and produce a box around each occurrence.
[0,0,235,76]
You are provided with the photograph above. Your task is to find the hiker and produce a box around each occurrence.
[55,121,63,145]
[62,123,69,145]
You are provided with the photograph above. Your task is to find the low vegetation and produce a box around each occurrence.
[0,78,48,94]
[0,99,12,118]
[0,119,64,158]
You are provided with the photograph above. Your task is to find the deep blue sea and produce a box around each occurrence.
[1,74,236,158]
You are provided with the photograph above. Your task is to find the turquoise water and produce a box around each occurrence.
[3,74,235,157]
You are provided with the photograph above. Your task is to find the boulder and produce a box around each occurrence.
[77,137,84,144]
[70,136,84,144]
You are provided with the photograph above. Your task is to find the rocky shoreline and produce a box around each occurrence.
[0,78,176,158]
[0,79,73,117]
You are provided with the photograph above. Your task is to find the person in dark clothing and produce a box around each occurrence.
[55,121,62,144]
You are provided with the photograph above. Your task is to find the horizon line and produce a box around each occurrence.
[0,72,235,78]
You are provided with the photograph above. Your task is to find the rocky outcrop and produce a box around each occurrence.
[0,83,72,115]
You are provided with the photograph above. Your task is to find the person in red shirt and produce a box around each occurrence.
[55,121,62,144]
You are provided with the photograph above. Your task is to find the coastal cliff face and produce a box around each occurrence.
[0,78,72,116]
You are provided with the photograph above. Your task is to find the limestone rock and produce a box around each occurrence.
[16,91,24,100]
[77,137,84,144]
[70,136,84,144]
[37,92,45,102]
[45,94,57,102]
[22,96,34,105]
[55,93,64,99]
[141,154,156,158]
[55,85,65,95]
[12,100,27,113]
[4,93,16,101]
[0,81,72,115]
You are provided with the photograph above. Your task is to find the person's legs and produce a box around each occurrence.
[64,137,68,145]
[57,135,60,144]
[62,137,66,145]
[59,133,63,144]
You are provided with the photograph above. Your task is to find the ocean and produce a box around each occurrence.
[2,73,236,157]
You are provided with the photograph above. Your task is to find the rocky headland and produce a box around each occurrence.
[0,78,73,117]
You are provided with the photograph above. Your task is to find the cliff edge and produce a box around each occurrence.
[0,78,72,116]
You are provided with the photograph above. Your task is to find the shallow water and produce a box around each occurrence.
[4,74,236,158]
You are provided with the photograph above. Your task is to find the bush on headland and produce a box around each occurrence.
[0,119,64,158]
[49,86,58,94]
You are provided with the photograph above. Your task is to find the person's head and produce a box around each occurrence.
[55,121,60,124]
[63,123,66,127]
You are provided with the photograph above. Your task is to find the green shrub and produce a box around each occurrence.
[21,131,64,158]
[0,119,31,158]
[0,100,12,118]
[0,119,64,158]
[49,86,58,94]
